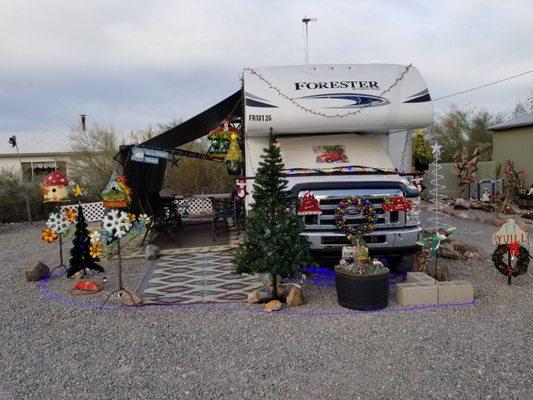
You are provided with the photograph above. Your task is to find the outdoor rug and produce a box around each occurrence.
[136,251,264,304]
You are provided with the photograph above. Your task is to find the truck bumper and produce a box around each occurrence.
[301,226,421,254]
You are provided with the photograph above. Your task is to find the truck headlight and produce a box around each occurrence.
[406,197,421,226]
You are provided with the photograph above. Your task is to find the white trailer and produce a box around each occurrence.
[242,64,433,268]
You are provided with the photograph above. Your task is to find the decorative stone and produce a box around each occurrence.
[395,282,438,306]
[437,281,473,304]
[470,201,492,211]
[437,243,461,260]
[286,287,304,307]
[120,291,142,306]
[454,198,469,210]
[25,261,50,281]
[264,300,282,312]
[247,289,269,304]
[145,244,160,261]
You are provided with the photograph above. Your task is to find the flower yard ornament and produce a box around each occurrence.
[41,171,69,203]
[138,214,151,224]
[46,212,70,235]
[41,228,58,243]
[298,191,322,215]
[63,208,77,223]
[89,242,103,259]
[89,230,101,244]
[100,171,132,208]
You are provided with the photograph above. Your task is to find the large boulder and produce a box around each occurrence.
[453,198,469,210]
[437,243,461,260]
[286,287,304,307]
[25,261,50,281]
[144,244,160,261]
[247,289,270,304]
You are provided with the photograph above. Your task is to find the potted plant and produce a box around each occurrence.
[335,239,390,310]
[413,129,432,172]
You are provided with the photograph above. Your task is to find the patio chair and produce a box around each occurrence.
[140,192,183,245]
[211,196,236,242]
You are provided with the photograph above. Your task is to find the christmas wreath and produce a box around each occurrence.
[335,197,377,242]
[491,243,530,277]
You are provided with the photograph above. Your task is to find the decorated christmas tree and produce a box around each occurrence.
[233,132,311,298]
[224,133,243,163]
[67,205,104,277]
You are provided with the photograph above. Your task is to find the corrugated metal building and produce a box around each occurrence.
[488,113,533,186]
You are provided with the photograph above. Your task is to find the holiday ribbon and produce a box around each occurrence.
[508,241,520,257]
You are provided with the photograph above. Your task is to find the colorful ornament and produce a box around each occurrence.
[382,196,412,212]
[89,242,103,259]
[208,119,241,159]
[102,209,132,238]
[41,228,58,243]
[89,230,101,244]
[101,171,132,208]
[138,214,151,224]
[335,197,377,243]
[416,227,456,255]
[41,171,69,203]
[298,191,322,215]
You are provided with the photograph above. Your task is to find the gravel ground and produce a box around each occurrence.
[0,213,531,400]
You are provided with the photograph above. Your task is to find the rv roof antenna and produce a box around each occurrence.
[302,17,317,64]
[80,114,86,132]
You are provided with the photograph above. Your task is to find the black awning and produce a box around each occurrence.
[141,90,242,150]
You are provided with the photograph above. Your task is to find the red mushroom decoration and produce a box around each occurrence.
[41,171,69,203]
[298,191,322,215]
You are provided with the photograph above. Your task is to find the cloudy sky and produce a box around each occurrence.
[1,0,532,135]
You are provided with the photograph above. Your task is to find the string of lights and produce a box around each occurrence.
[244,64,413,119]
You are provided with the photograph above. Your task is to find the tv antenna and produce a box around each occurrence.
[302,17,317,64]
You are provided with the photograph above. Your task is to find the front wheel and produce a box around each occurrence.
[387,253,415,273]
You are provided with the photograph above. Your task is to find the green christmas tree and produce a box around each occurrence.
[234,132,311,298]
[67,205,104,277]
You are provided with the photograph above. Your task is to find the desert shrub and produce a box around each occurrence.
[0,169,48,222]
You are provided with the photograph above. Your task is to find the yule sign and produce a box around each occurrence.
[492,219,528,245]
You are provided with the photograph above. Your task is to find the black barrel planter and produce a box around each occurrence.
[335,269,390,310]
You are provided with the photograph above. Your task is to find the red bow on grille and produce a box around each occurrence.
[508,241,520,257]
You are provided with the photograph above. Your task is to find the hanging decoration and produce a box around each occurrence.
[298,191,322,215]
[41,171,69,203]
[208,119,241,159]
[382,196,412,212]
[100,172,132,208]
[236,179,247,199]
[491,219,529,284]
[225,132,244,175]
[334,197,377,243]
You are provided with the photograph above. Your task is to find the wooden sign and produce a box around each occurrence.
[103,200,128,209]
[492,219,528,245]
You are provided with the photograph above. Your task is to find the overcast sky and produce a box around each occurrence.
[1,0,532,134]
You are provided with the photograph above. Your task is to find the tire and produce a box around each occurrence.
[387,253,415,273]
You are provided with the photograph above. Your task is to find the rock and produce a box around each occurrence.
[486,218,504,227]
[454,198,469,210]
[470,201,492,212]
[25,261,50,281]
[144,244,160,261]
[435,264,449,281]
[120,290,142,306]
[247,289,270,304]
[453,211,470,219]
[437,243,461,260]
[521,212,533,220]
[264,300,282,312]
[462,244,479,253]
[286,287,304,307]
[465,251,483,261]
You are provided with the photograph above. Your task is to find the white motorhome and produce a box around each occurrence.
[242,64,433,269]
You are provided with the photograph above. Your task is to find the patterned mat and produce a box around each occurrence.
[136,251,264,304]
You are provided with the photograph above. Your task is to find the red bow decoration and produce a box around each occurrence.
[508,241,520,257]
[382,196,412,212]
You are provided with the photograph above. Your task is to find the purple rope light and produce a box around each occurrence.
[39,272,475,317]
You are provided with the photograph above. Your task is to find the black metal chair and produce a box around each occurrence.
[211,196,236,242]
[140,192,182,245]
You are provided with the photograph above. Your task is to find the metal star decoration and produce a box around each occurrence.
[72,184,84,198]
[430,142,442,157]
